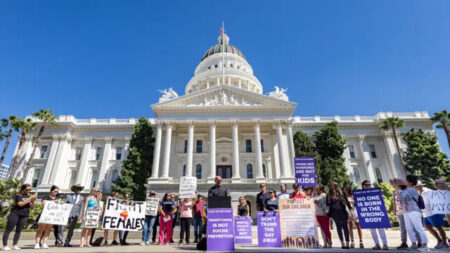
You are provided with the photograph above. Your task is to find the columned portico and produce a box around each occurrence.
[208,121,216,182]
[253,121,265,180]
[286,122,296,176]
[150,123,162,178]
[276,121,289,179]
[185,121,195,177]
[161,123,173,179]
[231,121,241,182]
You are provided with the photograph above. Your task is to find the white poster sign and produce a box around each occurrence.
[179,176,197,199]
[84,207,101,228]
[145,198,159,216]
[38,202,73,225]
[102,197,146,231]
[430,190,450,214]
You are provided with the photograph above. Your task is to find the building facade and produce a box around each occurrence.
[0,164,10,181]
[11,30,434,212]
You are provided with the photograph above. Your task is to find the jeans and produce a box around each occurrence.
[179,217,192,243]
[2,212,28,246]
[152,214,159,242]
[333,218,349,242]
[119,230,128,243]
[192,217,203,241]
[142,216,156,243]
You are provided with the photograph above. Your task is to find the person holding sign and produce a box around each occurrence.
[158,193,176,245]
[327,181,351,249]
[264,189,279,212]
[79,187,100,248]
[313,184,332,248]
[2,184,37,251]
[179,198,194,245]
[192,195,206,243]
[34,185,60,249]
[141,191,158,246]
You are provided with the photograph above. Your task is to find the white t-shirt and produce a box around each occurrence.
[420,187,433,217]
[277,192,290,200]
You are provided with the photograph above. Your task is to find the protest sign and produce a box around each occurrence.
[84,207,101,228]
[179,176,197,199]
[430,190,450,214]
[294,157,316,186]
[145,198,159,216]
[38,202,73,225]
[353,188,391,228]
[102,197,146,231]
[279,199,319,248]
[207,208,234,251]
[235,216,252,244]
[257,211,281,248]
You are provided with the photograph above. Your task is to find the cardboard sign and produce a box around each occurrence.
[84,207,101,228]
[207,208,235,251]
[294,157,317,186]
[102,198,145,231]
[235,216,252,244]
[430,190,450,214]
[38,202,73,225]
[145,198,159,216]
[257,211,282,248]
[179,176,197,199]
[353,188,391,228]
[279,199,319,248]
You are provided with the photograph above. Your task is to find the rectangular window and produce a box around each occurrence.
[348,145,356,159]
[260,139,264,153]
[116,147,123,160]
[246,140,252,153]
[95,147,103,161]
[75,147,82,160]
[196,140,203,153]
[184,140,188,153]
[369,144,377,158]
[39,146,48,159]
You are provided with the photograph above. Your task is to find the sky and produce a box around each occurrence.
[0,0,449,165]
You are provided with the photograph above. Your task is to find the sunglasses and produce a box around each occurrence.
[25,188,31,191]
[364,184,371,187]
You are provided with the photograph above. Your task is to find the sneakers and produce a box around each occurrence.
[418,246,430,251]
[11,246,21,250]
[145,241,150,245]
[410,244,418,250]
[111,240,119,246]
[34,243,40,249]
[1,246,11,251]
[140,242,146,246]
[42,244,49,249]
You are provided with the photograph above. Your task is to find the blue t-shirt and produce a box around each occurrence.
[265,198,279,211]
[160,200,174,212]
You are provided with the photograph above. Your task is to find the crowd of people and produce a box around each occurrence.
[1,175,449,251]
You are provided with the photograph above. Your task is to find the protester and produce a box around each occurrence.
[34,185,60,249]
[290,183,306,199]
[80,187,100,248]
[264,189,279,212]
[434,179,450,226]
[192,195,206,243]
[103,190,120,246]
[170,193,179,244]
[398,175,429,250]
[89,191,104,246]
[327,181,351,249]
[417,180,448,249]
[179,198,193,245]
[277,184,290,199]
[119,193,130,245]
[158,193,176,245]
[313,184,332,248]
[256,183,270,211]
[141,191,158,246]
[237,196,250,217]
[63,184,85,247]
[361,181,388,250]
[343,185,363,249]
[304,187,314,199]
[208,176,230,197]
[2,184,36,251]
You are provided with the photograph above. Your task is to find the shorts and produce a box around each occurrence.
[423,214,445,227]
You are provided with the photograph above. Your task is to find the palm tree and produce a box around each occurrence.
[380,117,405,173]
[22,109,57,184]
[0,116,21,169]
[430,109,450,149]
[9,118,36,179]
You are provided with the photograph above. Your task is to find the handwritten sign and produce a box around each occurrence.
[102,198,145,231]
[145,198,159,216]
[39,202,73,225]
[294,157,317,186]
[353,188,390,228]
[430,190,450,214]
[179,176,197,199]
[84,207,101,228]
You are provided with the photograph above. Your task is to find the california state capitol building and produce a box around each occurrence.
[11,29,435,212]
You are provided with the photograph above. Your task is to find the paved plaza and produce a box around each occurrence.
[5,227,448,252]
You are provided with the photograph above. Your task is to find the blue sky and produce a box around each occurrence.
[0,0,449,164]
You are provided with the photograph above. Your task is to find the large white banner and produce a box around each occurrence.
[102,198,146,231]
[38,202,73,225]
[84,207,101,228]
[145,198,159,216]
[430,190,450,214]
[179,176,197,199]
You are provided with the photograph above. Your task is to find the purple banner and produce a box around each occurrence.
[235,217,252,244]
[257,211,281,248]
[353,188,391,229]
[294,157,317,186]
[207,208,235,251]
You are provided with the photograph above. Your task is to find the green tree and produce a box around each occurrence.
[9,118,36,179]
[293,131,315,157]
[380,117,405,173]
[430,109,450,149]
[111,117,154,200]
[0,116,21,169]
[22,109,57,184]
[373,182,396,225]
[403,128,450,188]
[313,122,352,187]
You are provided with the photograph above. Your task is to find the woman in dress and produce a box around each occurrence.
[34,185,60,249]
[327,181,352,249]
[343,185,363,248]
[80,187,100,248]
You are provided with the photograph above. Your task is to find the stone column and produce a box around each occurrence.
[76,138,92,187]
[161,123,173,179]
[208,121,216,182]
[232,121,241,182]
[49,135,72,186]
[276,122,289,178]
[41,137,60,185]
[357,135,376,183]
[286,122,296,176]
[382,132,400,178]
[150,123,162,178]
[98,138,112,189]
[254,121,264,179]
[185,121,195,177]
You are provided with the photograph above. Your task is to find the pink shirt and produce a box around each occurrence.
[180,201,193,218]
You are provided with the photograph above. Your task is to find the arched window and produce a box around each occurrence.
[247,164,253,179]
[375,167,383,183]
[183,165,186,177]
[196,164,202,179]
[262,164,267,178]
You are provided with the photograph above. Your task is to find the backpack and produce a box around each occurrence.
[412,195,425,210]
